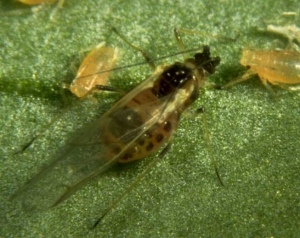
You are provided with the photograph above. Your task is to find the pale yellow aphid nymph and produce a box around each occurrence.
[224,48,300,92]
[70,43,119,98]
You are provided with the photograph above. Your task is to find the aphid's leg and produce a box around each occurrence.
[81,85,125,104]
[92,142,173,229]
[223,71,277,96]
[94,85,124,93]
[200,108,224,186]
[111,27,156,70]
[260,78,276,96]
[94,85,126,95]
[185,108,224,186]
[222,70,256,89]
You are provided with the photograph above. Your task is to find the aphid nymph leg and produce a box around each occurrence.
[94,85,126,95]
[260,78,276,96]
[223,69,277,96]
[222,70,255,89]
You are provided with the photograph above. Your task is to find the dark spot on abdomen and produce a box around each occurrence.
[156,134,164,143]
[163,121,172,132]
[146,142,154,151]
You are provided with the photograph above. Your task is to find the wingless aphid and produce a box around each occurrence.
[70,42,119,98]
[223,48,300,93]
[11,29,221,224]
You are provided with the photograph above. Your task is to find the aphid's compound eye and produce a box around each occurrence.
[246,65,251,69]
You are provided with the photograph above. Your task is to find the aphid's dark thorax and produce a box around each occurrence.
[151,63,193,98]
[185,46,221,76]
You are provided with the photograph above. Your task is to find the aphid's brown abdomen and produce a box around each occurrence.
[241,49,300,85]
[118,112,179,163]
[102,88,179,163]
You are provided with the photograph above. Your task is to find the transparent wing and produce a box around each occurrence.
[12,65,177,212]
[12,118,113,212]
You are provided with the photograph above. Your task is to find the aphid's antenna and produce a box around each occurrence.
[112,27,156,70]
[75,47,206,80]
[92,142,172,229]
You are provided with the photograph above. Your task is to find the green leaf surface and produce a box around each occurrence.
[1,0,300,237]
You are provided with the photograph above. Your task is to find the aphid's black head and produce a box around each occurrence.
[194,46,220,74]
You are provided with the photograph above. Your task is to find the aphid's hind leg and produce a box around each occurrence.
[184,108,224,186]
[111,27,156,70]
[92,141,173,229]
[200,109,224,186]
